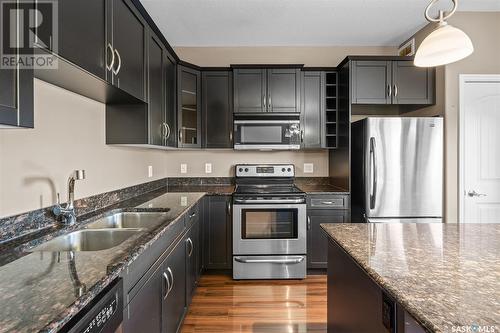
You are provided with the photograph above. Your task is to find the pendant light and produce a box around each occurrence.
[414,0,473,67]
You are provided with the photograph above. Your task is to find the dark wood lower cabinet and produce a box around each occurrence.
[124,265,162,333]
[307,210,345,269]
[327,239,426,333]
[203,195,232,270]
[162,239,186,333]
[186,219,201,306]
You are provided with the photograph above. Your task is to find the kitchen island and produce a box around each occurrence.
[321,223,500,333]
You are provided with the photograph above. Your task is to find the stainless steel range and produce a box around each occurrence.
[232,164,307,280]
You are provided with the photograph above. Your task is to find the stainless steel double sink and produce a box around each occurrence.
[32,211,170,252]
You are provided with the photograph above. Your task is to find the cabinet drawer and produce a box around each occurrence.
[308,194,349,209]
[185,203,200,228]
[124,217,185,298]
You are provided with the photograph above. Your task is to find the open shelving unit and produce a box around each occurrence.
[324,72,338,148]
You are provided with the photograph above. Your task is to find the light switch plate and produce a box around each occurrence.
[148,165,153,178]
[205,163,212,174]
[180,164,187,174]
[304,163,314,173]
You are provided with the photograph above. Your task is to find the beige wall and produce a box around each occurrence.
[402,12,500,222]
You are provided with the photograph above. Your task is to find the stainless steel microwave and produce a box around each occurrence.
[233,119,301,150]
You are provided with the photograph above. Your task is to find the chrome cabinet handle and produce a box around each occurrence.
[301,130,304,143]
[163,272,171,299]
[307,216,311,230]
[387,84,392,97]
[167,267,174,293]
[467,190,487,197]
[393,84,398,97]
[164,123,171,140]
[186,237,193,257]
[179,129,183,143]
[234,257,305,264]
[268,95,272,111]
[112,49,121,75]
[370,137,377,210]
[263,94,267,110]
[229,130,233,143]
[106,44,115,71]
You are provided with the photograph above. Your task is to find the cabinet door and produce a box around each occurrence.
[307,210,345,269]
[0,0,33,128]
[165,53,177,147]
[185,220,200,306]
[57,0,107,80]
[203,196,232,270]
[351,61,391,104]
[148,33,165,146]
[178,66,201,148]
[267,68,301,113]
[112,0,146,101]
[301,71,324,148]
[124,265,162,333]
[233,69,266,113]
[392,61,435,105]
[202,71,233,148]
[162,240,186,333]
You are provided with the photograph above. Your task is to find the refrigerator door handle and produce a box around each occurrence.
[370,137,377,209]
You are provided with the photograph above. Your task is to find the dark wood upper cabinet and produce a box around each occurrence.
[351,60,435,105]
[57,0,107,80]
[148,33,165,146]
[178,65,201,148]
[0,0,33,128]
[202,71,233,148]
[301,71,324,149]
[233,69,266,113]
[165,54,177,147]
[203,196,232,270]
[110,0,146,101]
[351,61,392,104]
[267,68,300,113]
[392,61,434,105]
[233,67,300,113]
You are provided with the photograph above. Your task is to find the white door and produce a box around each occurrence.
[460,75,500,223]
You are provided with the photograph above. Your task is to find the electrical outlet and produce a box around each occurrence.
[148,165,153,178]
[180,163,187,174]
[205,163,212,174]
[304,163,314,173]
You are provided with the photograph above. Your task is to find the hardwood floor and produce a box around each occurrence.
[181,274,327,333]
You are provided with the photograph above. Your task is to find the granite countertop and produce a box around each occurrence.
[0,189,211,333]
[295,184,349,194]
[167,184,235,195]
[321,223,500,333]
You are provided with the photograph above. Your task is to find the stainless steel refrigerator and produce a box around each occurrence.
[351,117,443,223]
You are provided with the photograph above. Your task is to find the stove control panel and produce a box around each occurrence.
[235,164,295,177]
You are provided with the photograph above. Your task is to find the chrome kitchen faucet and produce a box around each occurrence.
[53,170,86,225]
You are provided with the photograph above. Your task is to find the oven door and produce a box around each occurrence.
[233,203,306,255]
[233,120,301,150]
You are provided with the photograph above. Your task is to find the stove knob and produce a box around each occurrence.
[244,168,249,172]
[287,168,292,172]
[282,168,286,172]
[238,168,243,172]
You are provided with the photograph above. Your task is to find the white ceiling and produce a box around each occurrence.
[140,0,500,47]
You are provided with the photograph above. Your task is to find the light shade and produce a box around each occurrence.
[414,24,474,67]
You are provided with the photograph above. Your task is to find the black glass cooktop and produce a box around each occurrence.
[235,184,304,195]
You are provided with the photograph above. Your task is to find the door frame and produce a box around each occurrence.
[458,74,500,223]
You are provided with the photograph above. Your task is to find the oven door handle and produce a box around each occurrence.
[233,198,305,204]
[234,257,305,264]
